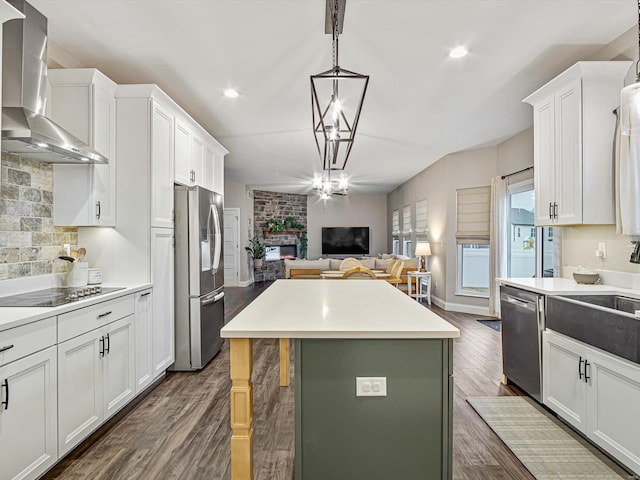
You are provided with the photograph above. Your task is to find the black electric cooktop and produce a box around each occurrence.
[0,286,126,307]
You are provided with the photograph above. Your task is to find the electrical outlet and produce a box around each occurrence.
[596,242,607,259]
[356,377,387,397]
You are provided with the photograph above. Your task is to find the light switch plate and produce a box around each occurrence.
[356,377,387,397]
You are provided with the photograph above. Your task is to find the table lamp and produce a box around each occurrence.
[415,241,432,272]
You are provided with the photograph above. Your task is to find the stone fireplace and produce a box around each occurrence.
[253,190,307,279]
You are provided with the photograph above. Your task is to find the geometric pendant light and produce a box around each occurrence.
[311,0,369,170]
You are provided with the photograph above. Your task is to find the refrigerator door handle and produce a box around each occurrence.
[201,291,224,306]
[211,204,222,274]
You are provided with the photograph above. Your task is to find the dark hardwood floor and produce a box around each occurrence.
[44,281,532,480]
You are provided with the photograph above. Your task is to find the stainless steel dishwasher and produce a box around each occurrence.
[500,285,544,402]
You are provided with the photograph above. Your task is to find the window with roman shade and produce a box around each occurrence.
[456,186,491,245]
[415,199,428,235]
[392,209,400,236]
[402,205,412,235]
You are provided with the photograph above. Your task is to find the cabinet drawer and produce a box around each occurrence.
[0,317,56,367]
[59,295,134,342]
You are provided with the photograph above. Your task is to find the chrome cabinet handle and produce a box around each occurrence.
[0,344,14,354]
[140,292,151,297]
[553,202,558,219]
[96,201,101,220]
[549,202,553,219]
[99,336,105,357]
[105,334,110,355]
[97,311,112,319]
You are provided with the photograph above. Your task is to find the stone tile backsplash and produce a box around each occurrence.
[0,152,78,280]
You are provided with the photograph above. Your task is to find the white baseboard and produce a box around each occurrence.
[431,295,446,309]
[238,279,254,288]
[444,301,492,316]
[431,295,492,316]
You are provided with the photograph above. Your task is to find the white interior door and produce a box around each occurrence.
[223,208,240,287]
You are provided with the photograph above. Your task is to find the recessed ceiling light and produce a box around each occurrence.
[223,88,240,98]
[80,157,89,162]
[449,46,469,59]
[36,142,48,148]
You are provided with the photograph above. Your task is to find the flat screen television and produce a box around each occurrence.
[322,227,370,256]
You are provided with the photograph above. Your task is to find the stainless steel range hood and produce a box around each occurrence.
[1,0,107,164]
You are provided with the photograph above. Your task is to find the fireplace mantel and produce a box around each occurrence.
[262,228,303,239]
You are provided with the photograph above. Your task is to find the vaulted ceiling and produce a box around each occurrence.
[31,0,635,194]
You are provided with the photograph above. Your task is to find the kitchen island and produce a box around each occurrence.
[220,279,460,480]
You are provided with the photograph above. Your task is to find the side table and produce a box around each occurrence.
[407,271,431,305]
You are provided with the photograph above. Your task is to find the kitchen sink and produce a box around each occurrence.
[560,294,640,314]
[546,295,640,364]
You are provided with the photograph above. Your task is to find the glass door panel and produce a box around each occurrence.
[508,187,536,278]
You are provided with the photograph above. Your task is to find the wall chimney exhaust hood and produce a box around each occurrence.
[1,0,107,164]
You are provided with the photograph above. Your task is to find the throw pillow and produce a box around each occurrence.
[375,258,394,270]
[359,257,376,269]
[403,257,419,270]
[330,259,343,270]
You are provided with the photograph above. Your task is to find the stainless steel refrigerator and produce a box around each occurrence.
[171,185,225,371]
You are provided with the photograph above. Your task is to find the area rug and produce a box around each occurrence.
[476,319,501,332]
[467,396,629,479]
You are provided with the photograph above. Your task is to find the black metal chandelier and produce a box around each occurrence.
[311,0,369,171]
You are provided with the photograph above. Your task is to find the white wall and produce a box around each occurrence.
[387,128,533,314]
[223,180,254,284]
[307,194,387,259]
[497,128,534,176]
[561,226,640,275]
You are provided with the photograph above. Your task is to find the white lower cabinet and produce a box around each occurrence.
[543,330,640,475]
[0,346,58,480]
[58,315,135,457]
[542,330,588,432]
[134,290,154,393]
[151,229,175,377]
[587,348,640,475]
[102,317,135,419]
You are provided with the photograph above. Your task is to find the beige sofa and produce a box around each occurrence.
[283,257,419,284]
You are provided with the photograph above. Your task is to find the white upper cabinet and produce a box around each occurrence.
[150,101,175,228]
[203,144,215,192]
[172,112,228,191]
[174,118,192,186]
[109,85,177,231]
[189,133,205,186]
[213,145,225,195]
[49,69,117,227]
[524,61,631,226]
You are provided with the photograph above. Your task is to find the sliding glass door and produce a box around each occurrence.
[507,181,552,278]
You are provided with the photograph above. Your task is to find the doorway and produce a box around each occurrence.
[223,208,240,287]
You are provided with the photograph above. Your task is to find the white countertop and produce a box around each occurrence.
[0,283,152,332]
[221,280,460,339]
[497,277,640,298]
